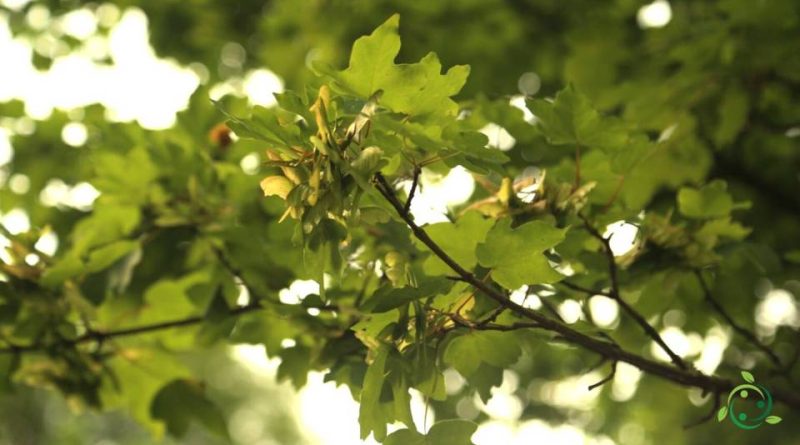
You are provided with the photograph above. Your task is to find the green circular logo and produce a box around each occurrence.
[717,371,782,429]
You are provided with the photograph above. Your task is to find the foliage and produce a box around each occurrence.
[2,1,800,444]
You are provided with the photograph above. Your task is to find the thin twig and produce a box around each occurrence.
[558,281,612,297]
[579,213,688,370]
[539,297,566,323]
[477,306,506,327]
[403,166,421,215]
[588,361,617,391]
[0,305,263,355]
[695,270,782,368]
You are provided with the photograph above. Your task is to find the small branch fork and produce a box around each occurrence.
[578,213,688,370]
[694,270,783,368]
[373,173,800,410]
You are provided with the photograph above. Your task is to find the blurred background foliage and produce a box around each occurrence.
[0,0,799,444]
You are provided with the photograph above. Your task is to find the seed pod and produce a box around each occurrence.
[384,251,403,268]
[266,149,306,184]
[309,85,333,144]
[310,135,329,155]
[350,146,384,174]
[308,161,321,206]
[260,176,294,199]
[383,251,410,287]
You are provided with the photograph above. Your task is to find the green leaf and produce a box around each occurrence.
[93,148,158,206]
[677,180,742,219]
[527,85,627,150]
[150,379,228,438]
[476,219,567,289]
[219,105,303,151]
[352,310,399,341]
[72,205,141,254]
[325,14,469,119]
[363,277,451,313]
[425,419,478,445]
[765,415,782,424]
[385,428,425,445]
[443,330,521,378]
[385,420,477,445]
[717,406,728,422]
[359,345,391,440]
[417,211,494,275]
[714,84,749,147]
[85,240,139,273]
[741,370,755,383]
[465,363,504,403]
[101,349,191,436]
[350,146,386,175]
[785,250,800,264]
[40,254,85,288]
[277,345,312,388]
[229,312,299,356]
[41,239,140,288]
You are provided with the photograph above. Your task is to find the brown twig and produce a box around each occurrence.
[579,213,688,370]
[588,361,617,391]
[0,304,263,355]
[695,270,782,368]
[403,166,421,215]
[558,281,612,297]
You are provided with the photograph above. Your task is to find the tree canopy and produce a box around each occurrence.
[1,1,799,444]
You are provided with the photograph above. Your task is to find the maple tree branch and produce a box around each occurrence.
[0,304,263,355]
[539,297,566,323]
[588,361,617,391]
[579,214,688,370]
[695,270,783,368]
[558,280,612,297]
[0,242,346,355]
[373,173,800,410]
[403,166,421,214]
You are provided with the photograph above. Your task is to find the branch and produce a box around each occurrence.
[579,213,688,370]
[0,243,340,356]
[695,270,783,368]
[476,306,506,327]
[0,304,263,355]
[403,166,421,215]
[373,174,800,409]
[588,361,617,391]
[539,297,566,323]
[558,280,611,297]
